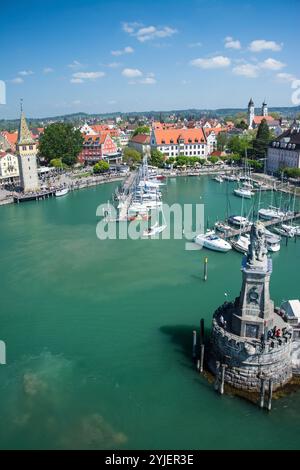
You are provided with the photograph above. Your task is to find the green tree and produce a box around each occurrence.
[252,119,271,159]
[93,160,110,173]
[123,147,142,166]
[38,123,83,166]
[132,126,150,137]
[49,158,63,168]
[217,132,228,151]
[236,120,248,130]
[282,167,300,178]
[150,149,164,168]
[227,135,252,158]
[208,156,219,165]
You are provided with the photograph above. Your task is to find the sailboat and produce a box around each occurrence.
[142,207,167,237]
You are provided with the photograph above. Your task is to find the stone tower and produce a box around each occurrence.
[262,100,268,117]
[17,107,40,192]
[209,221,293,391]
[247,98,255,129]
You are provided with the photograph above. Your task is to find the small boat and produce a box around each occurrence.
[258,207,285,221]
[215,221,231,233]
[55,187,69,197]
[142,221,167,237]
[194,230,232,252]
[281,224,297,237]
[266,236,281,252]
[213,175,224,183]
[231,234,250,254]
[234,188,254,199]
[242,181,254,190]
[273,226,295,238]
[228,215,251,227]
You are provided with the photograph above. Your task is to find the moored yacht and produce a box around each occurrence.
[234,187,254,199]
[231,234,250,254]
[258,206,285,220]
[194,230,232,252]
[228,215,251,227]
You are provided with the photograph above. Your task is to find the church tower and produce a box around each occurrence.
[262,100,268,117]
[17,105,40,192]
[247,98,255,129]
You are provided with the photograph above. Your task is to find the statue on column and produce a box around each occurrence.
[247,222,268,265]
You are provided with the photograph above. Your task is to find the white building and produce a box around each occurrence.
[17,111,40,192]
[0,152,19,182]
[267,125,300,173]
[150,128,208,159]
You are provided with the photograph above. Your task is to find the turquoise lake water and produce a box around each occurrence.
[0,176,299,450]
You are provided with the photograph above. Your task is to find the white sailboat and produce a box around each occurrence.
[142,207,167,238]
[234,187,254,199]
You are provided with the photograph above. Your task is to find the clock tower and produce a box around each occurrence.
[17,103,40,193]
[232,222,274,339]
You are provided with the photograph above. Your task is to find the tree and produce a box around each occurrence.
[123,147,142,166]
[236,120,248,130]
[208,156,219,165]
[282,167,300,178]
[49,158,63,168]
[38,123,83,166]
[252,119,270,159]
[93,160,110,173]
[217,132,228,151]
[227,135,252,158]
[150,149,164,168]
[132,126,150,137]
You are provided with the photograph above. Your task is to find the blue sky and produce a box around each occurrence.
[1,0,299,118]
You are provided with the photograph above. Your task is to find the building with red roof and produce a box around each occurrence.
[150,128,208,159]
[78,133,119,164]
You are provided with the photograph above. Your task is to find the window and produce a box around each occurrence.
[22,146,26,151]
[29,145,33,150]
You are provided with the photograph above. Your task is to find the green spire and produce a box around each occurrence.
[18,108,34,145]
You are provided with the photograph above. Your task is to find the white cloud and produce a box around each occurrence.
[11,77,24,84]
[68,60,84,69]
[107,62,122,68]
[123,22,177,43]
[70,78,84,84]
[111,46,134,56]
[122,68,143,78]
[18,70,34,76]
[140,77,157,85]
[276,72,296,83]
[224,36,241,50]
[43,67,54,74]
[72,71,105,80]
[249,39,283,52]
[260,58,286,70]
[72,100,81,105]
[190,55,231,69]
[232,63,260,78]
[108,100,117,105]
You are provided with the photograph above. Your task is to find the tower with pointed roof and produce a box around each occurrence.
[17,104,40,192]
[262,99,268,117]
[247,98,255,129]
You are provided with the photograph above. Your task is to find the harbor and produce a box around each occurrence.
[1,175,300,450]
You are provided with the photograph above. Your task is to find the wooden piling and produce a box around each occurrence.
[200,344,205,373]
[259,378,266,409]
[192,330,197,359]
[203,257,208,281]
[267,378,273,411]
[220,364,227,395]
[214,361,220,391]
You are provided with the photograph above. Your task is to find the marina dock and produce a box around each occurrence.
[222,212,300,239]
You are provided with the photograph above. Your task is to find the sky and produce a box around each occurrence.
[0,0,300,119]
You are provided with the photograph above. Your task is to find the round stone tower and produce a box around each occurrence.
[209,222,293,391]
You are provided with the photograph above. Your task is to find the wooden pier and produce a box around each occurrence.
[13,189,56,203]
[222,212,300,239]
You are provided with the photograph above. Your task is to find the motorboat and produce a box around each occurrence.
[215,221,231,233]
[258,206,285,221]
[194,230,232,252]
[55,187,69,197]
[228,215,251,227]
[231,234,250,254]
[234,187,254,199]
[242,181,254,190]
[273,225,295,238]
[266,236,281,252]
[142,222,167,237]
[213,175,224,183]
[281,224,297,237]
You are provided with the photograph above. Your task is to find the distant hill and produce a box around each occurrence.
[1,106,299,131]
